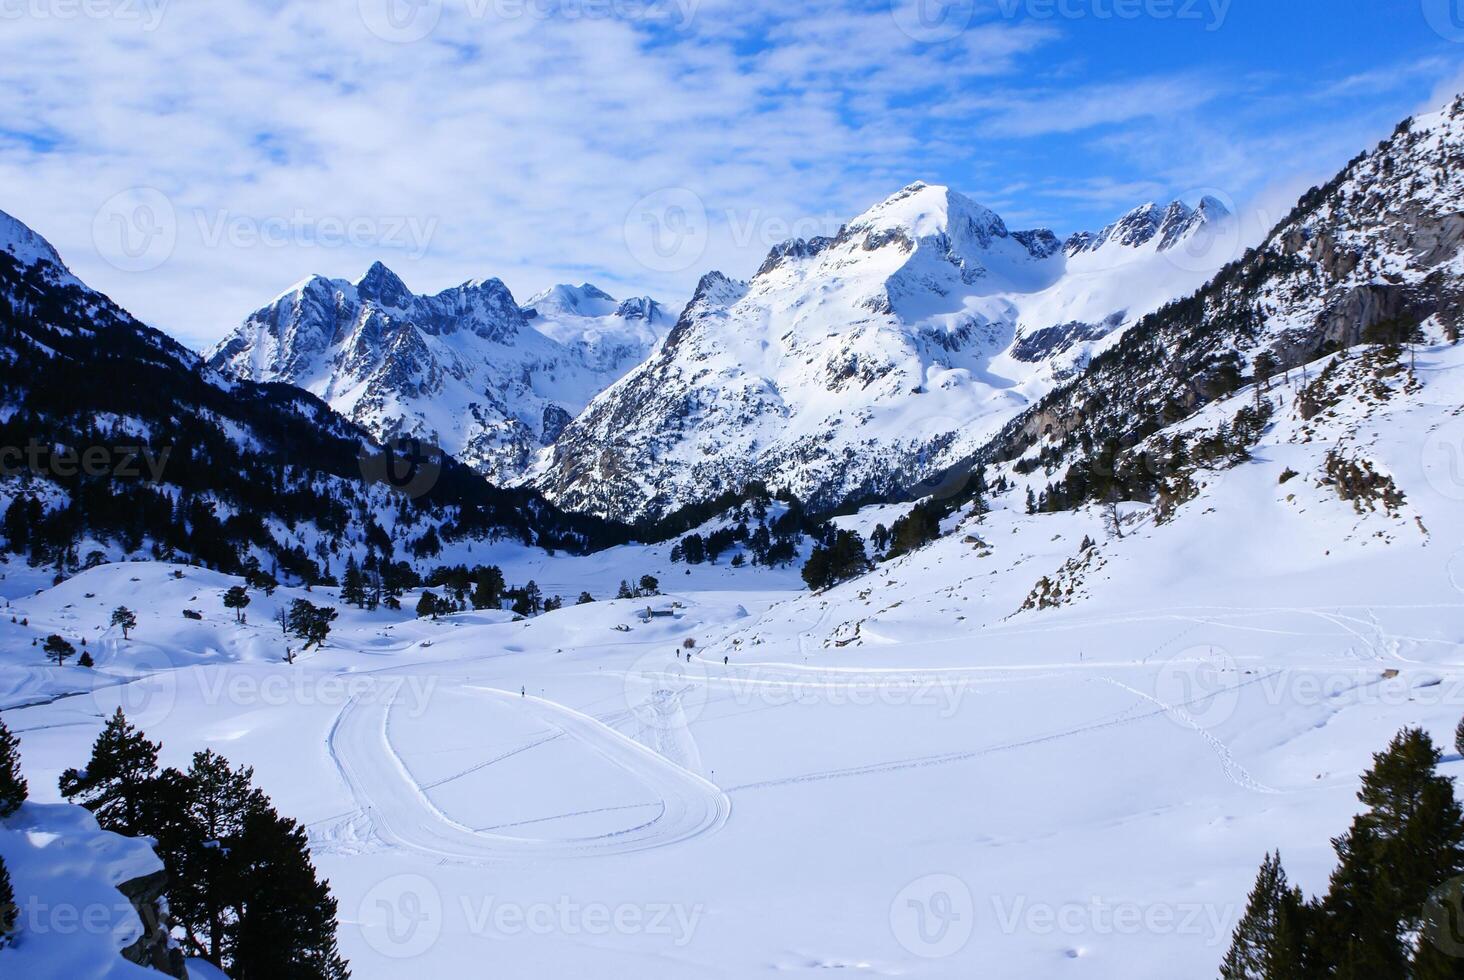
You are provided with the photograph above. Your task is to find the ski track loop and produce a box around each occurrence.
[322,686,729,865]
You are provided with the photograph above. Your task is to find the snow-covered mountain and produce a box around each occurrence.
[0,208,624,582]
[972,94,1464,496]
[523,282,668,374]
[533,181,1235,521]
[207,270,670,484]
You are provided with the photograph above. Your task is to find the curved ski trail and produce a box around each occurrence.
[324,686,730,864]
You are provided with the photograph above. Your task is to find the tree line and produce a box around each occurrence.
[0,707,348,977]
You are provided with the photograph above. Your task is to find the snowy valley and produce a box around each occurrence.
[2,81,1464,980]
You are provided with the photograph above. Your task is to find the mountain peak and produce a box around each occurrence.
[614,296,662,321]
[850,182,1008,246]
[0,208,73,277]
[1067,196,1232,256]
[355,261,412,309]
[524,282,619,318]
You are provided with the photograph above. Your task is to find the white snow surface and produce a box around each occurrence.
[534,182,1237,520]
[0,207,82,289]
[0,801,166,978]
[3,338,1463,978]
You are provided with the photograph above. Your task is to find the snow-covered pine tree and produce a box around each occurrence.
[0,710,27,817]
[58,708,160,837]
[0,853,15,948]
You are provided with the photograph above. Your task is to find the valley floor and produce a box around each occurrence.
[3,344,1464,978]
[3,554,1462,978]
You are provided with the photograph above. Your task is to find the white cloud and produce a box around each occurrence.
[0,2,1457,350]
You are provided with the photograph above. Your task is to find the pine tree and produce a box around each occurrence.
[78,650,94,668]
[159,750,263,966]
[286,599,338,648]
[2,495,30,555]
[512,580,543,617]
[58,708,161,837]
[1220,852,1311,979]
[416,590,440,619]
[1414,874,1464,978]
[155,751,351,978]
[1321,728,1464,975]
[470,566,505,611]
[232,804,350,979]
[0,711,27,818]
[617,580,634,599]
[339,556,365,607]
[222,585,251,623]
[110,605,137,639]
[1455,714,1464,759]
[576,591,595,605]
[0,853,15,949]
[42,634,74,666]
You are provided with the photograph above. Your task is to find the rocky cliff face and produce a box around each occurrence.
[208,270,669,484]
[977,95,1464,477]
[118,869,187,978]
[533,182,1235,521]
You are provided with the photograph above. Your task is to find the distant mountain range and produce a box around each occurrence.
[532,182,1236,521]
[0,210,621,585]
[8,93,1464,551]
[207,268,669,484]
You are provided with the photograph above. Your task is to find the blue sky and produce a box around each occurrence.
[0,0,1460,348]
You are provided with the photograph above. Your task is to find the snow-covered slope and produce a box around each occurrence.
[208,271,669,483]
[0,801,177,978]
[533,182,1234,521]
[0,209,81,290]
[0,209,624,584]
[733,338,1462,655]
[973,94,1464,496]
[7,335,1464,977]
[523,282,668,375]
